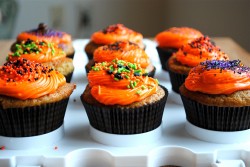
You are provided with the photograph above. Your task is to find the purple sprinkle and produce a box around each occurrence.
[200,60,250,74]
[27,28,64,38]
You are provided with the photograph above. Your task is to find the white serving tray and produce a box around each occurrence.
[0,39,250,167]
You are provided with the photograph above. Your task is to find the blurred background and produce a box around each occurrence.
[0,0,249,52]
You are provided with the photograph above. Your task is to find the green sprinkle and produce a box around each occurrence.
[155,79,159,84]
[128,63,137,70]
[101,62,106,66]
[130,81,135,88]
[114,78,119,81]
[92,66,100,71]
[117,60,125,65]
[134,69,142,73]
[117,67,130,73]
[125,75,130,79]
[36,51,39,54]
[109,65,114,71]
[127,85,130,89]
[136,90,142,95]
[141,85,146,90]
[52,48,55,55]
[133,81,137,87]
[13,52,20,57]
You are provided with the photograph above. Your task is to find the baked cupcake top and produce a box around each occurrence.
[185,59,250,95]
[0,58,65,100]
[91,24,144,48]
[155,27,203,48]
[87,59,158,105]
[16,23,72,46]
[175,36,229,67]
[93,41,150,68]
[9,39,66,63]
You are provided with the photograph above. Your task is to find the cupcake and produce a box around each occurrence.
[81,59,168,134]
[85,23,144,60]
[179,59,250,131]
[168,36,229,93]
[0,58,75,137]
[155,27,203,71]
[85,41,156,77]
[9,39,74,82]
[11,23,75,58]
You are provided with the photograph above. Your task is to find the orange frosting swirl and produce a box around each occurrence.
[93,41,150,68]
[185,60,250,95]
[155,27,203,48]
[0,58,66,100]
[175,36,229,67]
[9,39,66,63]
[16,23,71,45]
[88,59,158,105]
[91,24,144,48]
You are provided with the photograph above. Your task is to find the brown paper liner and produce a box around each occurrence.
[65,71,74,83]
[168,70,187,93]
[81,85,168,134]
[0,98,69,137]
[66,51,75,59]
[156,46,178,71]
[180,95,250,131]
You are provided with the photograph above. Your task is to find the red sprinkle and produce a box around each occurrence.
[0,146,5,150]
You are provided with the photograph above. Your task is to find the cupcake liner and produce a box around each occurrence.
[148,66,156,78]
[156,47,177,71]
[67,51,75,59]
[81,85,168,134]
[180,95,250,131]
[86,52,93,61]
[0,98,69,137]
[65,71,74,83]
[168,70,187,93]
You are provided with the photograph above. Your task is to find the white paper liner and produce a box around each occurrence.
[0,125,64,150]
[89,125,162,147]
[185,121,250,144]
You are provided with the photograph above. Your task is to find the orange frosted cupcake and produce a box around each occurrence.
[155,27,203,70]
[9,39,74,82]
[180,59,250,131]
[11,23,75,58]
[0,58,75,137]
[85,23,144,60]
[85,41,156,77]
[168,36,229,93]
[81,59,168,134]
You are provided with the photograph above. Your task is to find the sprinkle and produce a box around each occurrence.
[0,146,5,150]
[136,90,142,95]
[199,59,250,74]
[92,66,99,71]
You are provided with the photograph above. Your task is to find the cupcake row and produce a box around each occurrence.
[1,23,250,143]
[0,23,76,137]
[81,24,250,138]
